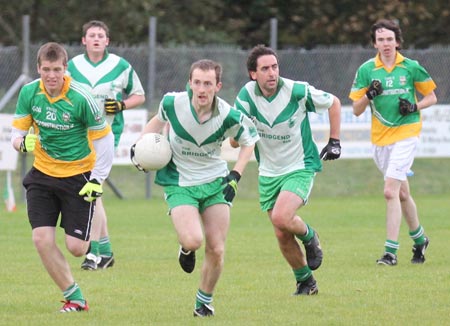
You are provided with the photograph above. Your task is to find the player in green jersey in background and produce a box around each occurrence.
[349,19,437,266]
[132,59,259,317]
[67,20,146,270]
[11,42,114,312]
[233,44,342,296]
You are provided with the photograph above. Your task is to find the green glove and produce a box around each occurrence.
[79,179,103,202]
[19,126,38,153]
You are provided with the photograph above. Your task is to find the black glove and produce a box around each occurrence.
[399,98,418,116]
[320,138,341,160]
[366,80,383,100]
[222,170,241,202]
[104,98,126,115]
[130,143,148,173]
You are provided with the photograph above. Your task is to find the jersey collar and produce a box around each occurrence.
[83,49,109,66]
[254,77,284,100]
[374,51,405,68]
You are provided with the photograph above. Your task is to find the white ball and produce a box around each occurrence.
[133,133,172,171]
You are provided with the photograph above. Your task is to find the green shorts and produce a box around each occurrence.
[164,178,229,214]
[259,169,316,211]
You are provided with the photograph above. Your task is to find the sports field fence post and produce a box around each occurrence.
[145,16,157,199]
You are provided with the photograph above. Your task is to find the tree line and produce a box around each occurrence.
[1,0,449,49]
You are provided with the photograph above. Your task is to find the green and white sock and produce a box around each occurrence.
[409,225,426,245]
[293,265,312,283]
[384,240,399,255]
[195,289,212,309]
[99,236,112,257]
[63,283,85,304]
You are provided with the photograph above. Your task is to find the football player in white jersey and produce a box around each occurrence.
[67,20,145,270]
[234,44,342,296]
[133,59,259,317]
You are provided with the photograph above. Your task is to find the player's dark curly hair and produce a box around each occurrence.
[370,19,403,50]
[246,44,278,79]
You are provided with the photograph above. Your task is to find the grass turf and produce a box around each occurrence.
[1,192,449,325]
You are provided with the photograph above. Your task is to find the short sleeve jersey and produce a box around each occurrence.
[349,52,436,146]
[155,87,259,187]
[235,77,334,177]
[12,77,110,177]
[67,52,145,145]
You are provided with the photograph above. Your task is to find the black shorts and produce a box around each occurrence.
[23,167,95,241]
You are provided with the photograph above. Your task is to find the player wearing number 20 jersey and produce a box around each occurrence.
[12,76,110,177]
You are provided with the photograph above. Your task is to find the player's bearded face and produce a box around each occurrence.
[189,68,221,110]
[37,59,66,97]
[252,55,279,97]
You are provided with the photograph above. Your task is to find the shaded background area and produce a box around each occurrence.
[1,45,449,112]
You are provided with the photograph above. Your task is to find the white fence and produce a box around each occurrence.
[1,105,449,172]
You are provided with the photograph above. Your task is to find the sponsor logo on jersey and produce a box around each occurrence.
[62,112,70,123]
[399,76,407,86]
[32,105,42,113]
[259,132,291,142]
[288,117,296,128]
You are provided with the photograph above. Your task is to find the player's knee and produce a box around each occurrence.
[207,244,225,258]
[32,229,53,252]
[399,188,411,201]
[65,238,88,257]
[205,244,225,266]
[180,235,203,252]
[383,188,398,201]
[271,212,291,230]
[67,245,85,257]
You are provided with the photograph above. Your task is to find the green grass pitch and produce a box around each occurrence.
[1,191,449,325]
[1,158,449,324]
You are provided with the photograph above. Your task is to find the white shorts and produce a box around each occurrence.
[372,137,418,181]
